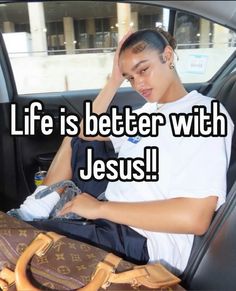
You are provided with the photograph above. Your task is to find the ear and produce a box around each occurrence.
[163,45,174,63]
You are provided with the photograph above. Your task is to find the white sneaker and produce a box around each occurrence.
[8,185,60,221]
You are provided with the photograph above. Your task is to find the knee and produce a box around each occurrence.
[62,136,73,145]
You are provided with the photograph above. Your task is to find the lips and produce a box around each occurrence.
[140,89,152,99]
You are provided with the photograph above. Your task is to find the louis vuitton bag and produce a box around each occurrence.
[0,212,182,290]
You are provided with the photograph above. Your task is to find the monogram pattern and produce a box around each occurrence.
[71,253,82,262]
[36,256,49,265]
[19,230,27,237]
[68,242,76,249]
[16,243,27,254]
[56,253,65,261]
[76,264,86,271]
[57,265,71,275]
[0,211,134,290]
[0,212,183,291]
[42,281,55,289]
[53,240,66,252]
[0,229,11,236]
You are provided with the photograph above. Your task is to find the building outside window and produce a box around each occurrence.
[0,1,235,93]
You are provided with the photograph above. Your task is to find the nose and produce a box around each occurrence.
[133,75,145,91]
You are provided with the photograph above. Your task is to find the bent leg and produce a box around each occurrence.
[7,137,74,221]
[43,136,73,186]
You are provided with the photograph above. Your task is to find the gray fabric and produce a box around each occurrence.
[49,184,82,219]
[8,180,106,221]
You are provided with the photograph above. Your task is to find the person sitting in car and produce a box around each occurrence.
[8,28,234,274]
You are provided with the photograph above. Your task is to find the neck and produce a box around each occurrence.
[159,76,188,104]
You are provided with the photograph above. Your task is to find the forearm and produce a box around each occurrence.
[58,193,216,235]
[79,76,122,141]
[93,78,122,114]
[99,197,217,235]
[79,32,131,141]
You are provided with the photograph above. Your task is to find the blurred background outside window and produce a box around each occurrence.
[0,1,235,93]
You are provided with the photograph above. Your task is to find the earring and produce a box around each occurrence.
[169,63,175,70]
[160,54,167,64]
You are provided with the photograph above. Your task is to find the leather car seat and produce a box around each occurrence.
[181,72,236,289]
[213,72,236,192]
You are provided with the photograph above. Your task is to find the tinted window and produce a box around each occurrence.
[0,1,235,94]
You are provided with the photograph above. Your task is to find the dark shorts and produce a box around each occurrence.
[71,137,117,197]
[30,137,150,264]
[30,218,149,264]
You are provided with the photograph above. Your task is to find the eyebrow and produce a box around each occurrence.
[122,60,148,77]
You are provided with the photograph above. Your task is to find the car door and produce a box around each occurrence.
[0,0,234,211]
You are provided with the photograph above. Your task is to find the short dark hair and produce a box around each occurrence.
[119,28,177,56]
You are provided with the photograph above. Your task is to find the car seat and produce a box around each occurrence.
[212,72,236,192]
[181,72,236,289]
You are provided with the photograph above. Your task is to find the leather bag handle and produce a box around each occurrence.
[12,232,180,290]
[14,232,121,291]
[15,232,59,291]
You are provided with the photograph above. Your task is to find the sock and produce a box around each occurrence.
[18,185,60,221]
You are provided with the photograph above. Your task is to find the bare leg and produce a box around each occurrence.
[43,136,73,186]
[7,136,74,220]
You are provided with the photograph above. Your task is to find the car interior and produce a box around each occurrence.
[0,0,235,289]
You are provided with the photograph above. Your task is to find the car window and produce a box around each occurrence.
[0,1,235,94]
[174,11,236,83]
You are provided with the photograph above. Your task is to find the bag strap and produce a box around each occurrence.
[92,256,181,289]
[0,267,15,290]
[80,254,122,291]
